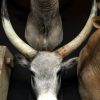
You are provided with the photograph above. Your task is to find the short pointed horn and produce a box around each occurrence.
[54,0,97,58]
[1,0,37,58]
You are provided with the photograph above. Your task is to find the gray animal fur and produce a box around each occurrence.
[14,52,77,100]
[25,0,63,51]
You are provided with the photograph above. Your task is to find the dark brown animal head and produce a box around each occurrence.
[77,16,100,100]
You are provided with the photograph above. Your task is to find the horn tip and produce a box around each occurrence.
[1,0,9,21]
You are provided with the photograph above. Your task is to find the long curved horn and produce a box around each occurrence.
[1,0,37,58]
[54,0,97,58]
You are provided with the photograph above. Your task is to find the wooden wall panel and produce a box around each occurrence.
[0,46,13,100]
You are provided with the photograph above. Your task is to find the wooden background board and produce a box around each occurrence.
[0,46,13,100]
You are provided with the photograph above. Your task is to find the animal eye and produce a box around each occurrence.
[23,64,29,68]
[57,75,61,83]
[30,71,35,76]
[57,70,61,76]
[57,71,61,82]
[31,75,35,88]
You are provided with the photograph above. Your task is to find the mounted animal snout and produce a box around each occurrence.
[12,52,78,100]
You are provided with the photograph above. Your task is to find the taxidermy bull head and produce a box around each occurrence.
[1,0,97,100]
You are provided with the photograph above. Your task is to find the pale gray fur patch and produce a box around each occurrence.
[37,92,57,100]
[30,52,62,74]
[30,52,62,95]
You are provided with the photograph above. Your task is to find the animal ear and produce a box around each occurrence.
[12,53,30,69]
[92,16,100,29]
[60,57,78,79]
